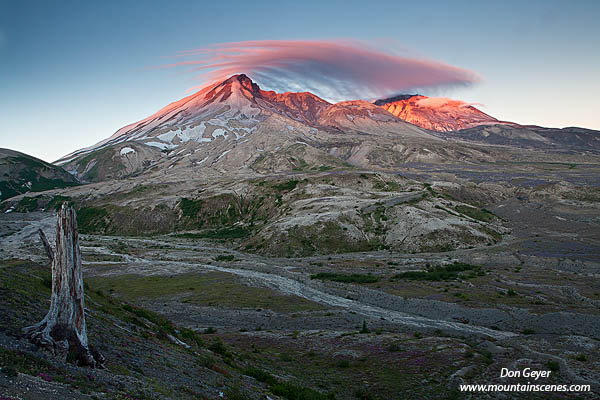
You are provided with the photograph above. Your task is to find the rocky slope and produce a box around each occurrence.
[446,124,600,152]
[0,148,79,201]
[55,75,508,183]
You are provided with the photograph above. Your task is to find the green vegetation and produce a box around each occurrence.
[214,254,236,262]
[391,262,484,282]
[273,179,299,192]
[245,366,334,400]
[546,360,560,372]
[122,303,175,335]
[87,272,323,313]
[271,381,335,400]
[15,196,39,212]
[454,205,496,222]
[47,195,73,210]
[359,320,370,334]
[179,197,203,219]
[255,220,378,257]
[311,272,379,284]
[575,354,587,362]
[77,206,110,233]
[0,258,340,399]
[245,366,278,385]
[176,226,250,240]
[373,180,402,191]
[0,155,79,201]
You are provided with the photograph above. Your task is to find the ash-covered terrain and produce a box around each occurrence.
[1,74,599,399]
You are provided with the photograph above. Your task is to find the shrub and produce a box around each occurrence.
[244,366,277,385]
[208,339,229,357]
[180,328,204,347]
[310,273,378,284]
[454,205,496,222]
[214,255,236,262]
[546,360,560,372]
[271,381,335,400]
[390,262,482,282]
[1,366,18,377]
[273,179,299,192]
[77,206,110,233]
[359,320,370,334]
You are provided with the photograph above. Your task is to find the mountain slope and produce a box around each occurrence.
[374,94,512,132]
[0,148,79,201]
[447,124,600,152]
[55,74,600,185]
[56,75,456,182]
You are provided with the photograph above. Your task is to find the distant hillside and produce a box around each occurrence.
[0,148,79,201]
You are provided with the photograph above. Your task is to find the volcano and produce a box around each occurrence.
[373,94,516,132]
[55,74,600,183]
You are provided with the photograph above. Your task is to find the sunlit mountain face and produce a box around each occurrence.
[374,94,516,132]
[57,74,509,165]
[54,73,600,183]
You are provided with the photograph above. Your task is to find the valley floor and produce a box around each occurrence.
[1,185,599,399]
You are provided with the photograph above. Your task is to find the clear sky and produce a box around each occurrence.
[1,0,599,162]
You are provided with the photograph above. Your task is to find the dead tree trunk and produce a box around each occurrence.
[23,203,104,368]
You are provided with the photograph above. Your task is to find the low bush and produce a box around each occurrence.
[310,273,378,284]
[391,262,482,281]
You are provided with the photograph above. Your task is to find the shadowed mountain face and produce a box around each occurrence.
[54,74,600,183]
[447,124,600,152]
[0,148,79,201]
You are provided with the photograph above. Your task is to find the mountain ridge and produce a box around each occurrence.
[54,74,600,183]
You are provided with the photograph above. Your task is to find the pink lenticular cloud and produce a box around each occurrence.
[416,97,485,109]
[165,40,482,101]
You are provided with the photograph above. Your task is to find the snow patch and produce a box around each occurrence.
[120,147,135,156]
[212,129,227,139]
[216,149,231,161]
[145,141,176,150]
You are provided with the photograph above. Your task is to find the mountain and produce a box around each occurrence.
[374,94,514,132]
[55,74,600,184]
[447,124,600,152]
[57,74,484,182]
[0,148,79,201]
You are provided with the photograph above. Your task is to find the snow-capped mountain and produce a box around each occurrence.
[57,75,336,164]
[55,74,600,183]
[56,75,454,181]
[374,94,514,132]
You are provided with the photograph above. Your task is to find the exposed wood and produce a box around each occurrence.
[23,203,104,368]
[38,228,54,263]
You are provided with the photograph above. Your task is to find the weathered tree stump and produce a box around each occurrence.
[23,203,104,368]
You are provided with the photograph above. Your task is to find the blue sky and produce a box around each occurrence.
[1,0,599,162]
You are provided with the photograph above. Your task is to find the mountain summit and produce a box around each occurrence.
[56,74,443,181]
[54,74,599,183]
[375,94,512,132]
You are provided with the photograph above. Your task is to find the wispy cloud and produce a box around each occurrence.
[415,97,484,109]
[161,40,481,102]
